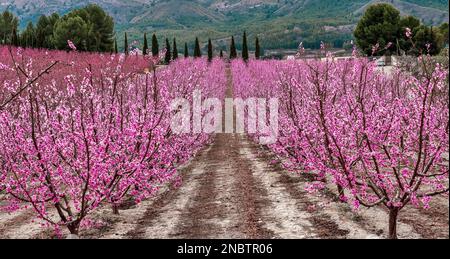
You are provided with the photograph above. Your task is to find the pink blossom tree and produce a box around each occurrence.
[0,46,226,236]
[232,54,449,239]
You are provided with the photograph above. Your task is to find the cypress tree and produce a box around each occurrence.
[164,38,171,64]
[207,38,213,62]
[220,49,223,58]
[242,31,249,61]
[11,27,18,47]
[194,37,201,58]
[143,33,148,55]
[184,42,189,58]
[255,37,261,60]
[151,33,159,57]
[229,36,237,59]
[124,32,129,55]
[173,38,178,60]
[114,38,118,54]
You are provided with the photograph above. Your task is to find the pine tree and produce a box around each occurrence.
[229,36,237,59]
[152,33,159,57]
[124,32,129,55]
[173,38,178,60]
[164,38,171,64]
[220,49,223,58]
[242,31,249,61]
[143,33,148,55]
[184,42,189,58]
[255,37,261,60]
[207,38,213,62]
[194,37,201,58]
[114,38,118,54]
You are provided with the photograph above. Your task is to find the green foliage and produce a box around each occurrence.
[59,4,114,52]
[194,37,201,58]
[398,15,421,53]
[152,33,159,56]
[230,36,237,59]
[11,27,19,46]
[0,11,19,45]
[79,4,114,52]
[143,33,148,55]
[242,31,249,61]
[35,13,59,49]
[21,22,35,48]
[53,16,88,50]
[355,3,446,56]
[27,4,115,52]
[207,38,213,62]
[439,23,449,45]
[165,38,171,63]
[413,25,444,55]
[354,3,400,56]
[255,37,261,60]
[124,32,129,54]
[114,37,118,54]
[219,49,223,58]
[184,42,189,58]
[173,38,178,60]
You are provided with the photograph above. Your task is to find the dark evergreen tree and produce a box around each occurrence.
[184,42,189,58]
[220,49,223,58]
[398,15,421,54]
[143,33,149,55]
[11,27,19,47]
[229,36,237,59]
[35,15,49,48]
[207,38,213,62]
[438,23,449,45]
[53,16,88,50]
[255,37,261,60]
[65,4,114,52]
[242,31,249,61]
[0,11,19,45]
[164,38,171,64]
[21,22,36,48]
[114,37,118,54]
[152,33,159,57]
[173,38,178,60]
[413,25,443,55]
[194,37,202,58]
[124,32,129,55]
[354,3,400,56]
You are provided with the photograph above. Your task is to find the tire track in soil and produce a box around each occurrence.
[126,149,208,239]
[242,138,353,239]
[175,133,273,239]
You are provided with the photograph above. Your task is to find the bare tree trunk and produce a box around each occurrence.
[337,185,345,201]
[388,208,399,239]
[67,222,80,238]
[112,204,120,215]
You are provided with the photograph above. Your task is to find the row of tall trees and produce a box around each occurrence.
[354,3,448,56]
[0,5,114,52]
[120,31,262,63]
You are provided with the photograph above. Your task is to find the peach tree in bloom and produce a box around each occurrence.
[0,46,226,236]
[232,53,449,239]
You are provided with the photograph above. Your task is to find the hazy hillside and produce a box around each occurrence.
[1,0,448,50]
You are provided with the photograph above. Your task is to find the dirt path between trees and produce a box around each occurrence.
[0,67,448,239]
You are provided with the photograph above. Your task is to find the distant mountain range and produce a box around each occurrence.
[1,0,449,50]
